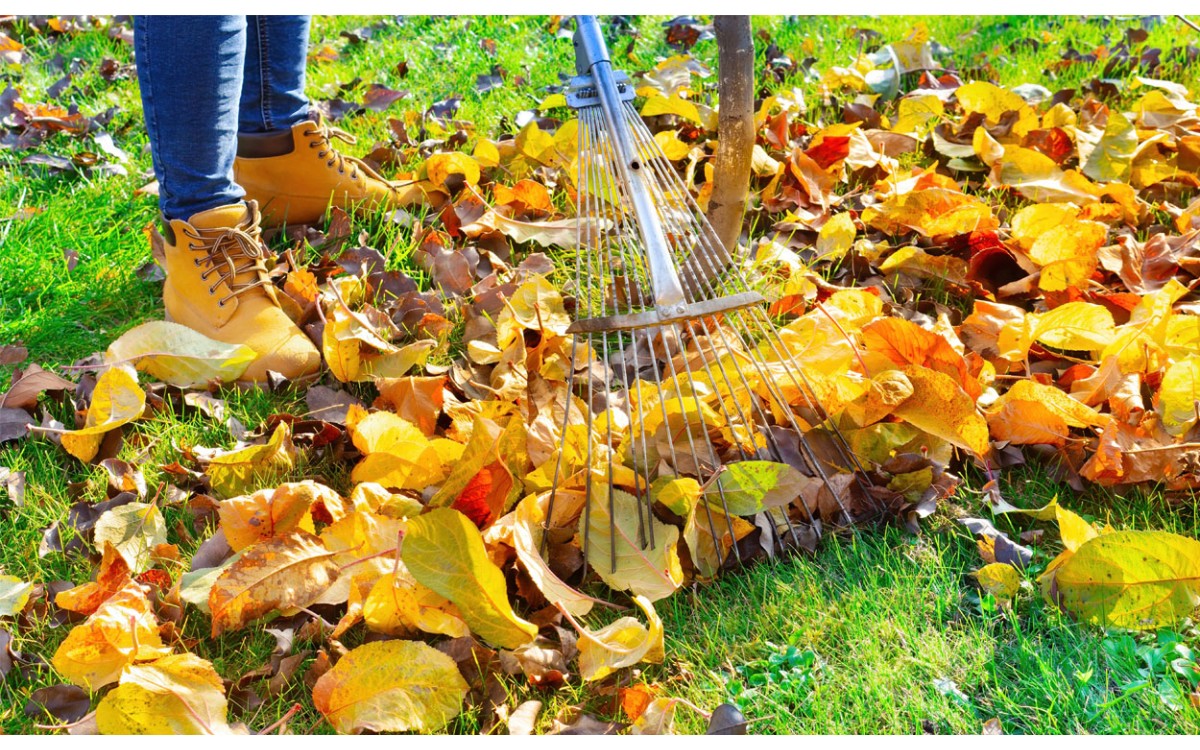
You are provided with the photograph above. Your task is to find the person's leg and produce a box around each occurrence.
[233,15,437,227]
[239,15,312,134]
[133,16,320,384]
[133,16,247,221]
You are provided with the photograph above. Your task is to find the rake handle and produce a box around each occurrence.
[574,15,688,313]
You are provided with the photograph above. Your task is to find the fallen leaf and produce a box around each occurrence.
[0,574,33,616]
[209,530,339,636]
[52,580,171,690]
[581,486,684,602]
[105,321,255,387]
[61,366,145,463]
[93,502,167,574]
[1048,530,1200,629]
[572,595,664,682]
[205,423,297,498]
[96,653,232,735]
[402,508,538,649]
[312,639,468,734]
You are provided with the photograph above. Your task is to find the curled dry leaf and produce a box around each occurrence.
[104,321,255,387]
[312,639,469,734]
[570,594,664,682]
[61,366,145,463]
[581,486,683,603]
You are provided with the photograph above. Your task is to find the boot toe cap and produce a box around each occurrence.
[239,309,322,384]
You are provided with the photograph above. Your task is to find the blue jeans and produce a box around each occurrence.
[134,16,312,221]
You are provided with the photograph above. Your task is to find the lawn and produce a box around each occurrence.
[2,14,1200,734]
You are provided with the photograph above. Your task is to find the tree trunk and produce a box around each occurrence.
[707,16,755,258]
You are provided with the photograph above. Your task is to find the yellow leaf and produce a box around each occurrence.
[843,369,915,428]
[862,187,997,241]
[994,147,1101,204]
[208,530,339,636]
[401,508,537,649]
[974,562,1021,601]
[425,151,480,189]
[94,502,168,573]
[892,365,989,455]
[1047,531,1200,630]
[218,482,327,552]
[955,81,1028,123]
[508,495,595,617]
[994,380,1103,428]
[582,485,684,602]
[641,94,702,125]
[473,139,500,168]
[891,94,943,136]
[318,509,405,604]
[0,574,32,617]
[651,476,701,516]
[1034,301,1116,353]
[105,321,255,388]
[1027,220,1107,292]
[1159,355,1200,436]
[816,212,856,260]
[313,640,468,734]
[97,654,232,735]
[878,246,968,284]
[685,501,755,578]
[362,571,470,638]
[206,422,297,498]
[61,366,146,463]
[654,130,690,161]
[574,595,664,682]
[1009,203,1082,252]
[52,581,170,690]
[1056,506,1099,553]
[1080,111,1138,183]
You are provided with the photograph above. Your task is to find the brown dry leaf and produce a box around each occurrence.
[61,366,145,463]
[312,639,468,734]
[208,530,339,636]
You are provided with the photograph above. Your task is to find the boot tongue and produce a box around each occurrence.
[187,202,255,231]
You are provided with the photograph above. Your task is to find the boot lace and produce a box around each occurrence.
[303,122,364,181]
[181,220,270,307]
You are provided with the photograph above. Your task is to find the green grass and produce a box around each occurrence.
[4,14,1200,735]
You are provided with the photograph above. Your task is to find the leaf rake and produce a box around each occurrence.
[547,16,882,575]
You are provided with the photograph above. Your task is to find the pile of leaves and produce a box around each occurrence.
[5,16,1200,733]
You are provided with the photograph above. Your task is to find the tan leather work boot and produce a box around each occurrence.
[161,201,321,384]
[234,119,437,228]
